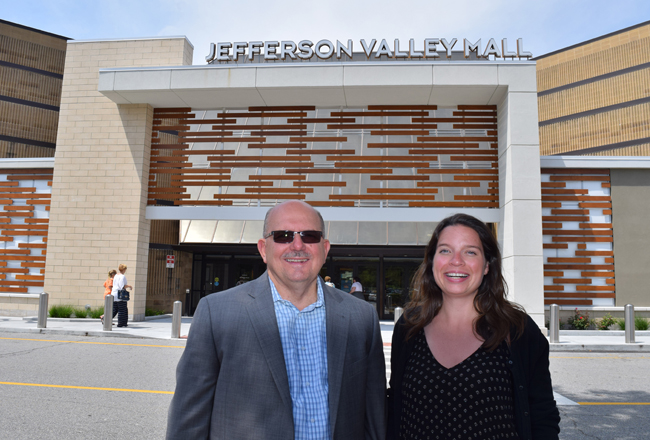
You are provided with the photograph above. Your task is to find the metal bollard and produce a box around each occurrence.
[37,292,49,329]
[549,304,560,343]
[171,300,182,339]
[625,304,635,344]
[394,307,403,324]
[103,294,114,331]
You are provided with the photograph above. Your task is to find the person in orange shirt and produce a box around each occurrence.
[100,270,117,324]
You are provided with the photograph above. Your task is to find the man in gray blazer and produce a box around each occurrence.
[166,200,386,440]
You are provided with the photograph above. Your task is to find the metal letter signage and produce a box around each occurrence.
[205,38,533,63]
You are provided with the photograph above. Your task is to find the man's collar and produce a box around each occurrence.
[269,277,324,308]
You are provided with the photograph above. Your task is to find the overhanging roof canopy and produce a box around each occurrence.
[98,61,536,109]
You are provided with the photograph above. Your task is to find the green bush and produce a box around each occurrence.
[49,304,74,318]
[89,307,104,319]
[597,313,616,330]
[635,317,649,331]
[568,308,593,330]
[72,307,88,318]
[145,308,165,317]
[615,317,650,330]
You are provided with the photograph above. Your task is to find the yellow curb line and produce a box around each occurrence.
[0,337,183,348]
[0,381,173,394]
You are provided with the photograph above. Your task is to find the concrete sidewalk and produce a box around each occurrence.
[0,315,192,340]
[1,316,649,351]
[379,324,650,352]
[545,330,650,352]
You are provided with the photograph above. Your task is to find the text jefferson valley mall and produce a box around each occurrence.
[205,38,533,62]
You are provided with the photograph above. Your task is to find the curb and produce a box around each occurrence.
[557,330,650,336]
[21,314,174,322]
[550,343,650,352]
[0,326,173,340]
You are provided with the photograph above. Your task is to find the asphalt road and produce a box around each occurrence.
[549,352,650,440]
[1,332,648,439]
[0,332,185,440]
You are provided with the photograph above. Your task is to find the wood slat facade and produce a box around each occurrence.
[0,168,52,294]
[148,105,499,208]
[541,168,615,306]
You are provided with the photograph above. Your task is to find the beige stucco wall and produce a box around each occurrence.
[43,37,193,320]
[611,168,650,307]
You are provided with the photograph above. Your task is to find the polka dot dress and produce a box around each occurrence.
[399,331,519,440]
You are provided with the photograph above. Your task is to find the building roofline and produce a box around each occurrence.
[540,155,650,169]
[69,36,194,49]
[534,19,650,60]
[0,19,70,41]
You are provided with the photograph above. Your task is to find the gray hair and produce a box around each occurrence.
[262,201,326,237]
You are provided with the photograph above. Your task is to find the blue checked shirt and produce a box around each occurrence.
[270,278,330,440]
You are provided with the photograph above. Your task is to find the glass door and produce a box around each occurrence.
[330,257,380,312]
[382,258,421,319]
[230,256,266,288]
[358,264,378,309]
[384,266,404,316]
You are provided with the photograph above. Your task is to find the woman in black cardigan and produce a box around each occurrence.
[387,214,560,440]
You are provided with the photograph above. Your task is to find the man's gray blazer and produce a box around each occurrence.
[166,272,386,440]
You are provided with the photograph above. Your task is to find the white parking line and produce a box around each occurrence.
[554,392,579,406]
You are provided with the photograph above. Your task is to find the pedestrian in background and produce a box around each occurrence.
[324,275,335,287]
[111,264,132,328]
[350,276,364,300]
[387,214,559,439]
[100,269,117,324]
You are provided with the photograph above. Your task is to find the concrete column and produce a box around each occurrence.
[496,65,545,326]
[44,37,193,320]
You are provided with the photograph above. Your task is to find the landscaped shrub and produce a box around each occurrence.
[72,307,88,318]
[614,317,649,330]
[568,308,593,330]
[49,305,74,318]
[597,313,616,330]
[89,307,104,319]
[635,317,649,330]
[145,308,165,316]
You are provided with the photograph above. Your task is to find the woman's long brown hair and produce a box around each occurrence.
[404,213,526,351]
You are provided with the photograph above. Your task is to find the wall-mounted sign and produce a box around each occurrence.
[206,38,532,63]
[166,255,175,268]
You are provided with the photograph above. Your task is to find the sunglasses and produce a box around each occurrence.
[264,230,323,244]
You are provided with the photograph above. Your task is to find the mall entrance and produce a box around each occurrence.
[184,244,424,320]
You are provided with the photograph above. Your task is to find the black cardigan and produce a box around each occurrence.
[387,315,560,440]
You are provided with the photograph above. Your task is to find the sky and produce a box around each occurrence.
[4,0,650,65]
